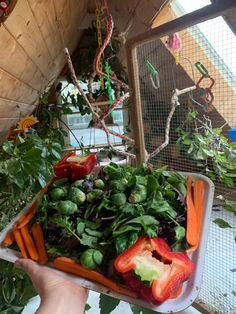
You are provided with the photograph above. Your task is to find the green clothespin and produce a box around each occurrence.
[195,61,208,78]
[145,60,160,89]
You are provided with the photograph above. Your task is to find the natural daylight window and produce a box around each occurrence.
[59,81,124,150]
[172,0,236,91]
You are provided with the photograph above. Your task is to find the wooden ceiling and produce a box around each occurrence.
[0,0,168,142]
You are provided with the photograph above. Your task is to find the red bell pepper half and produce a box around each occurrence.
[114,235,194,304]
[54,152,97,181]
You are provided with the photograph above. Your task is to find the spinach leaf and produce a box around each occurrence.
[213,218,232,228]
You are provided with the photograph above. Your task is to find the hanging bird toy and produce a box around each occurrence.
[166,33,182,65]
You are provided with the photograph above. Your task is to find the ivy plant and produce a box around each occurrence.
[177,110,236,187]
[98,294,159,314]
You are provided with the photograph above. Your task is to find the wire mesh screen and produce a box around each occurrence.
[133,16,236,313]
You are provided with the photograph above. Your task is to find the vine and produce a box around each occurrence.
[176,110,236,187]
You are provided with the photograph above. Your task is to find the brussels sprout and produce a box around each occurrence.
[80,249,103,270]
[111,193,127,206]
[69,187,86,205]
[50,187,67,201]
[128,184,147,203]
[57,200,78,215]
[110,179,128,193]
[94,179,105,189]
[72,179,84,189]
[86,189,103,202]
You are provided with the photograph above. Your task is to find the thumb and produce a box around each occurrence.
[15,258,40,278]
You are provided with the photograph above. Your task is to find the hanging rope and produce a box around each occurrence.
[95,0,105,90]
[52,0,135,159]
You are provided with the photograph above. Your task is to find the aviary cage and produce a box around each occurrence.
[126,1,236,313]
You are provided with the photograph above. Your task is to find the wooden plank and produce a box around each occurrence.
[126,47,146,165]
[53,0,87,79]
[126,0,236,47]
[54,0,87,52]
[27,0,63,60]
[0,69,38,103]
[135,1,163,26]
[0,119,19,140]
[110,0,140,37]
[0,27,44,91]
[3,0,55,81]
[0,99,36,118]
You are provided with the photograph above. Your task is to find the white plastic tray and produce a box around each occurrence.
[0,172,214,313]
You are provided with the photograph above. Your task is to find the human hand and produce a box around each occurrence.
[15,259,88,314]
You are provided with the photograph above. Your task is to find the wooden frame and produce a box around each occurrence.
[126,0,236,165]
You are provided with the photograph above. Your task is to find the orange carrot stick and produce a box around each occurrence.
[20,225,39,261]
[53,257,138,298]
[186,176,198,247]
[2,231,15,247]
[186,180,204,254]
[193,180,204,232]
[31,223,48,264]
[13,225,29,258]
[17,199,37,229]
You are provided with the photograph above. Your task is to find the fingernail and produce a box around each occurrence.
[15,259,22,269]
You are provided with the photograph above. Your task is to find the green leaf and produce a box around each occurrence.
[51,148,62,160]
[126,215,158,226]
[23,147,42,162]
[183,137,192,145]
[213,128,222,135]
[221,176,234,188]
[130,304,160,314]
[5,160,20,175]
[80,234,97,247]
[85,303,91,312]
[85,228,103,238]
[99,294,120,314]
[1,279,16,304]
[213,218,232,228]
[113,225,140,236]
[122,203,136,214]
[47,247,69,256]
[9,173,25,189]
[232,290,236,297]
[2,142,14,155]
[77,221,85,236]
[36,173,47,188]
[146,175,159,196]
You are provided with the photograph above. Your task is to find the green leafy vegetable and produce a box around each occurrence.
[80,249,103,270]
[69,187,86,205]
[213,218,232,229]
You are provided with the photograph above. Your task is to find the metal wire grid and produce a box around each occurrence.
[135,17,236,313]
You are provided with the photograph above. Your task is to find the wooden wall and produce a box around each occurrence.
[0,0,88,141]
[0,0,169,141]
